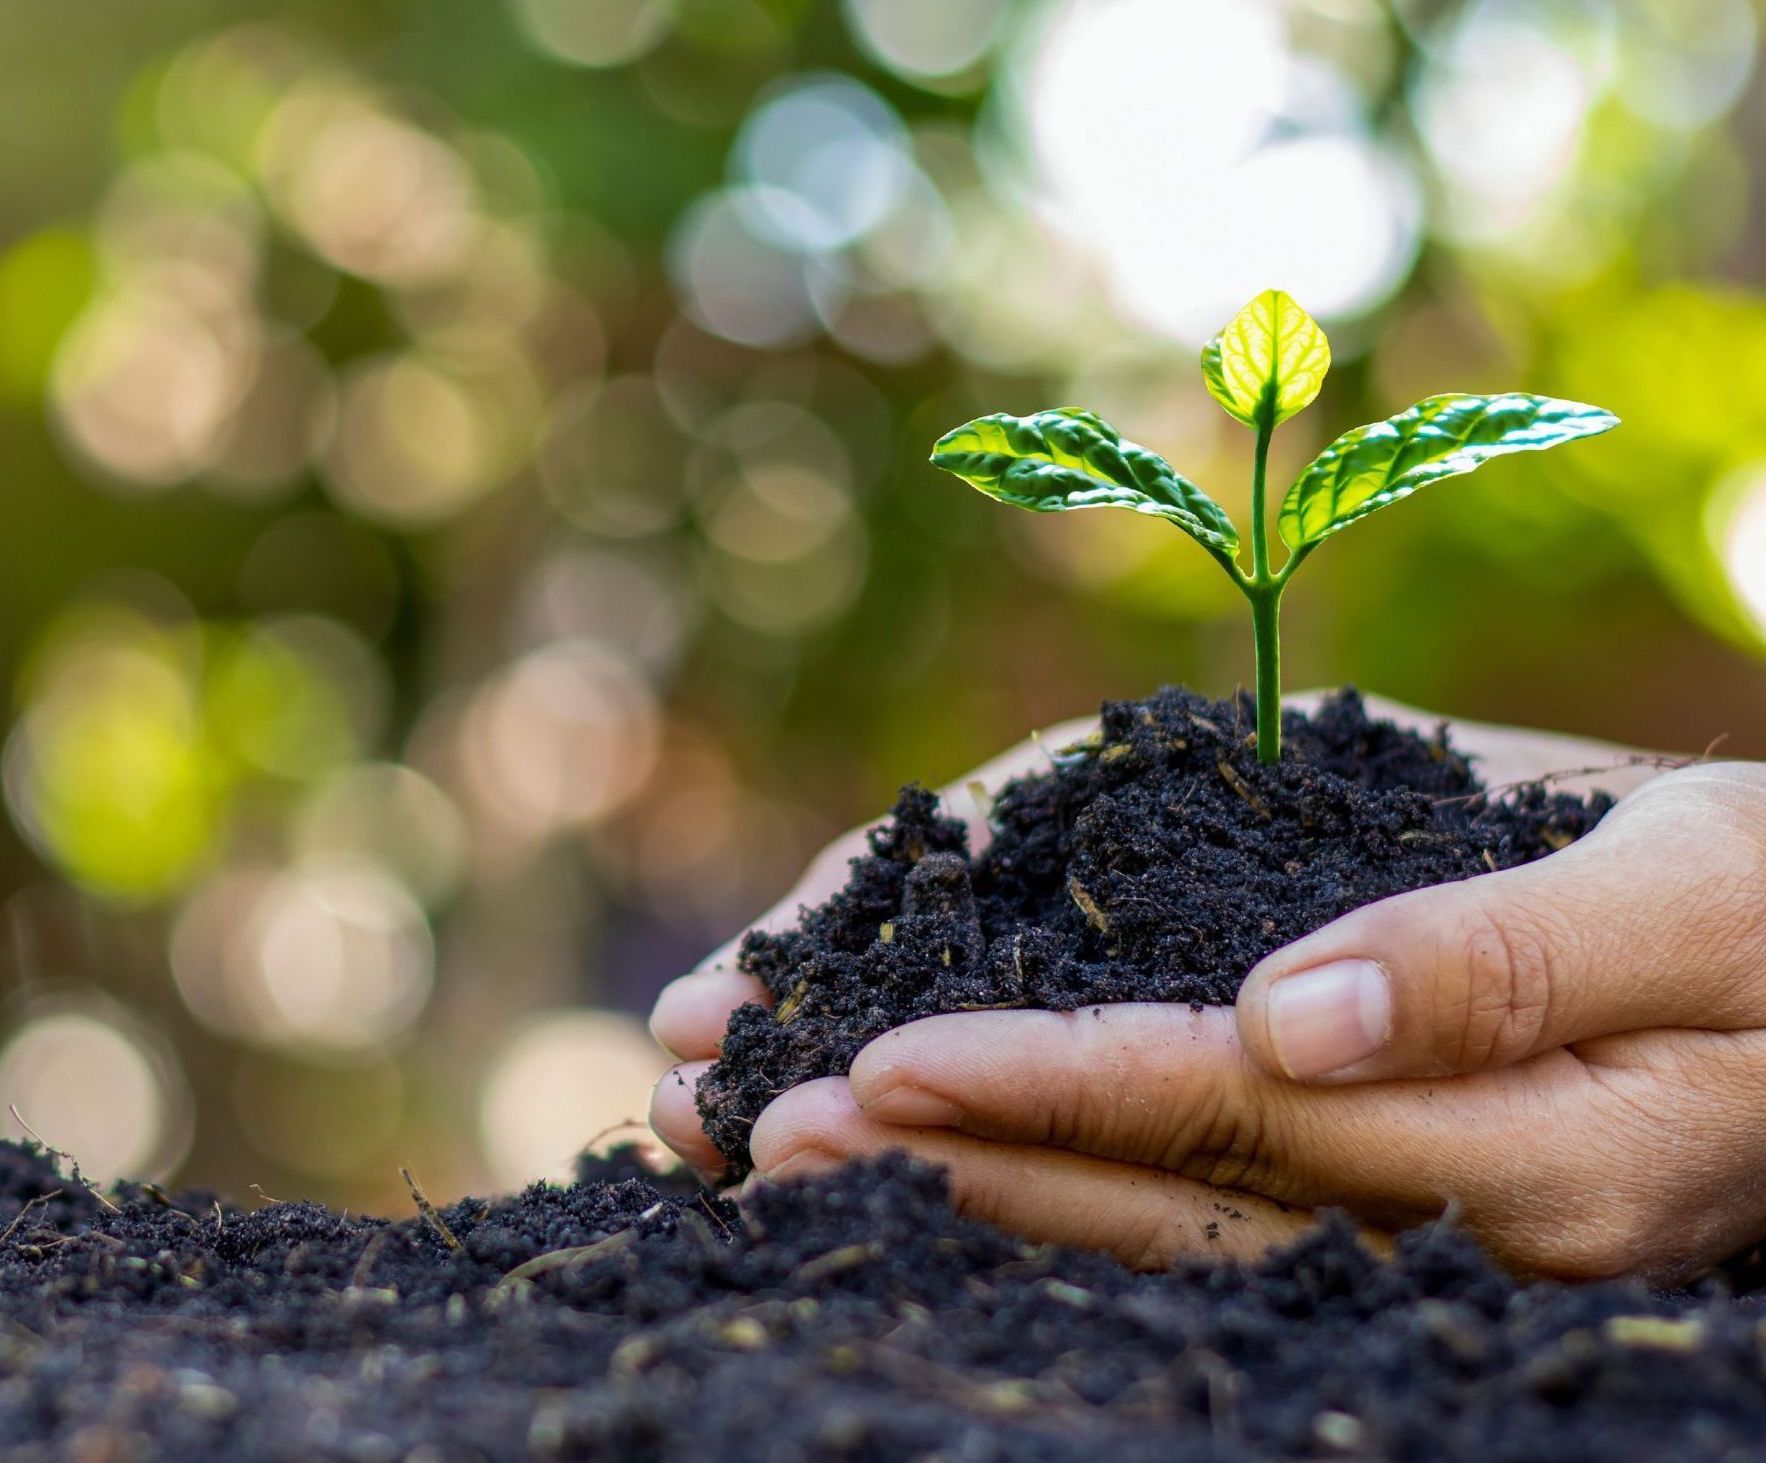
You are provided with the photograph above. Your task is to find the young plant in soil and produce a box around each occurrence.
[694,294,1625,1178]
[930,290,1618,763]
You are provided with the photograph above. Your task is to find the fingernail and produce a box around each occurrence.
[1266,959,1392,1080]
[860,1085,964,1128]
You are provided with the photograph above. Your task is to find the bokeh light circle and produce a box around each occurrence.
[841,0,1006,82]
[668,189,825,349]
[509,0,676,69]
[734,75,914,251]
[1410,4,1601,242]
[477,1010,668,1187]
[261,87,476,287]
[4,608,222,901]
[324,353,503,526]
[1016,0,1420,342]
[52,289,255,489]
[170,861,433,1053]
[459,640,661,839]
[1714,464,1766,637]
[294,763,469,910]
[251,861,433,1052]
[0,1001,192,1183]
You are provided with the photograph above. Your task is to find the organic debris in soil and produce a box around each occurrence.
[698,688,1612,1173]
[3,1139,1763,1461]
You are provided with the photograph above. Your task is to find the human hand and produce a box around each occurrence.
[645,709,1100,1146]
[651,699,1762,1282]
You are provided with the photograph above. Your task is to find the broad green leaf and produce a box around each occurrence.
[1201,289,1331,429]
[1278,393,1620,549]
[930,408,1239,555]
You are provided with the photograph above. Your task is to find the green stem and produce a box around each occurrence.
[1247,413,1281,764]
[1249,582,1283,764]
[1249,416,1272,583]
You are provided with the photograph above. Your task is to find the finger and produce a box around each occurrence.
[748,1076,1324,1269]
[848,1004,1473,1221]
[850,1005,1766,1282]
[1235,762,1766,1083]
[648,1060,725,1176]
[650,969,770,1061]
[845,1002,1717,1270]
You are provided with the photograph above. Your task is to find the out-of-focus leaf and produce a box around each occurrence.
[1279,393,1620,548]
[1201,289,1331,429]
[930,408,1239,555]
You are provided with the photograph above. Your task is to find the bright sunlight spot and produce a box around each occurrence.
[1014,0,1419,343]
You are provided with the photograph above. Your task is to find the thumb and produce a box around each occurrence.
[1234,765,1766,1083]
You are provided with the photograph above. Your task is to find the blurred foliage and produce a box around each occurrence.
[0,0,1762,1206]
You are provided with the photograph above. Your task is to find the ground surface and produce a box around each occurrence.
[2,1140,1763,1461]
[699,688,1612,1172]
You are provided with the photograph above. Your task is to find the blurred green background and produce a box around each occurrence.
[1,0,1763,1209]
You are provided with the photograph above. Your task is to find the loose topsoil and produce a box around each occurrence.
[698,687,1612,1173]
[10,687,1764,1461]
[5,1139,1766,1460]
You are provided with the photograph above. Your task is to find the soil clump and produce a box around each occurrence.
[698,688,1611,1173]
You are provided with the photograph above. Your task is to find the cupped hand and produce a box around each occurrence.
[649,697,1766,1282]
[646,711,1098,1144]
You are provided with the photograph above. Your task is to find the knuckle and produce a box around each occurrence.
[1063,1012,1174,1162]
[1442,899,1557,1071]
[1043,1084,1089,1152]
[1043,1011,1104,1149]
[1188,1093,1259,1188]
[1175,1057,1284,1192]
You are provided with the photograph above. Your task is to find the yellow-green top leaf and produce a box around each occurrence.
[1278,393,1620,549]
[1201,289,1331,429]
[929,408,1239,556]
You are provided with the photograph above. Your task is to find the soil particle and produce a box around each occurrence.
[698,688,1611,1173]
[5,1140,1764,1460]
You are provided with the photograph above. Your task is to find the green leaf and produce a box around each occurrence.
[1278,393,1620,549]
[1200,289,1331,429]
[930,408,1239,555]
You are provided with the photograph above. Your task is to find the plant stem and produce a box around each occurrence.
[1247,413,1281,764]
[1249,416,1272,584]
[1248,582,1283,764]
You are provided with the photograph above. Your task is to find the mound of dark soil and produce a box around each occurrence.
[698,688,1611,1173]
[4,1138,1764,1461]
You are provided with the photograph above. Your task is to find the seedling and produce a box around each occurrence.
[930,290,1618,763]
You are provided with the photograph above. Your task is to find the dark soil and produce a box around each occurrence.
[6,1138,1766,1461]
[698,688,1613,1173]
[12,688,1749,1460]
